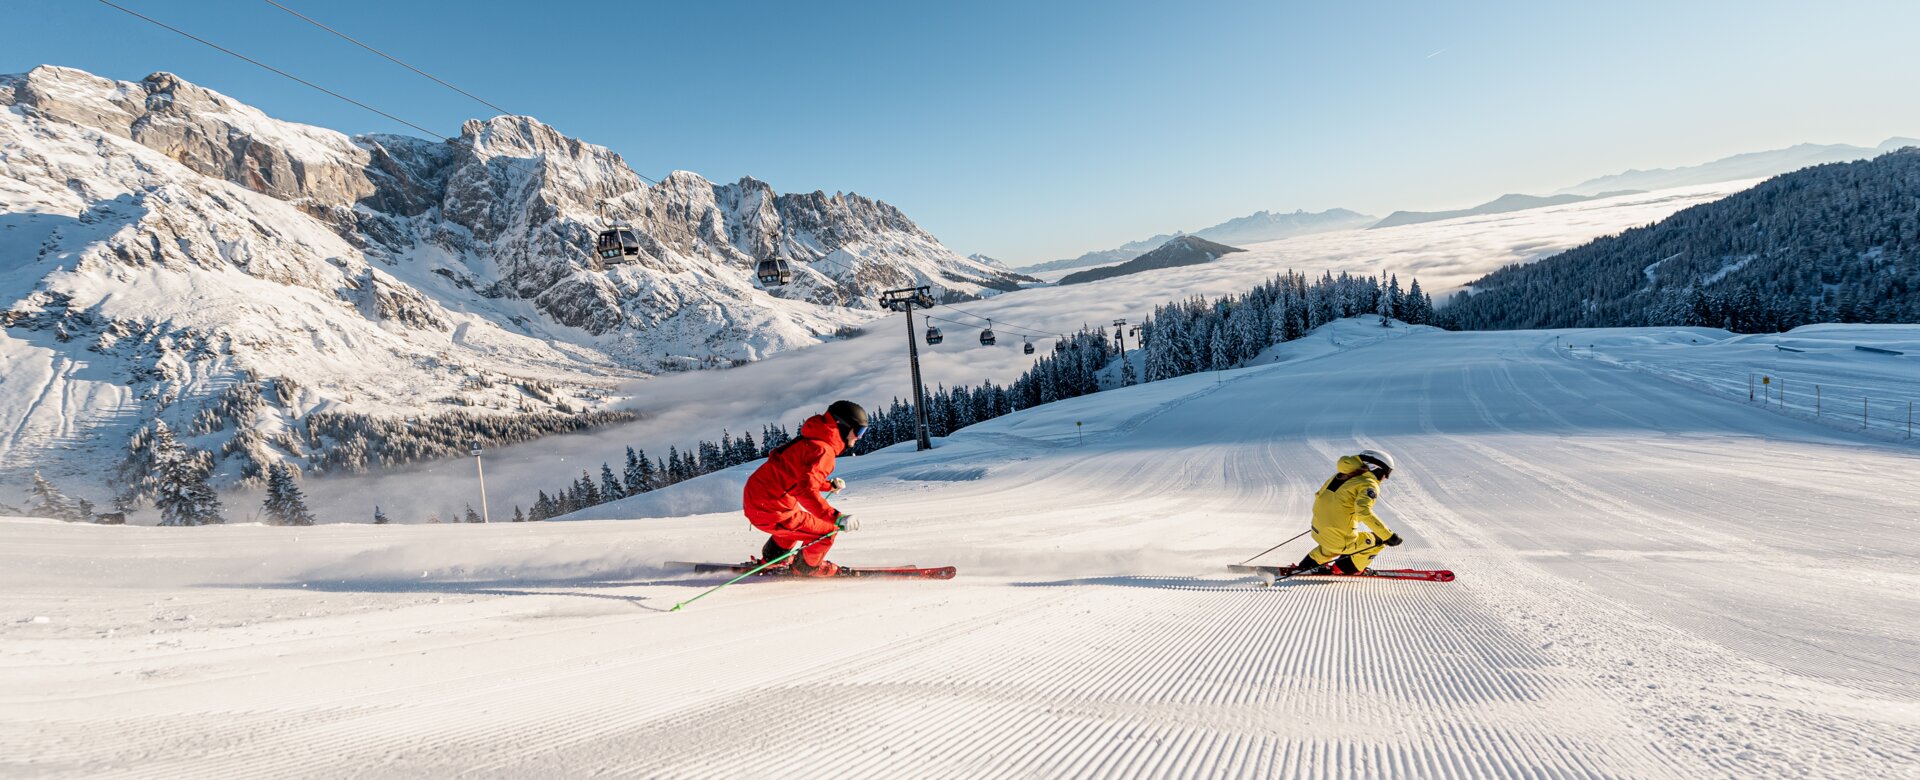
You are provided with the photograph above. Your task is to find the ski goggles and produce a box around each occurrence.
[851,425,868,438]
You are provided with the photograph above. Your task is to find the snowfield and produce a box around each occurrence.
[5,319,1917,778]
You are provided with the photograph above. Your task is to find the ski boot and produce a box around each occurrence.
[751,537,793,569]
[790,556,842,577]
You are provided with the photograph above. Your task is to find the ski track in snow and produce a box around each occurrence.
[3,323,1918,778]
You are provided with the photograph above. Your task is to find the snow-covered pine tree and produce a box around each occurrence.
[27,472,88,522]
[579,471,601,505]
[531,491,554,520]
[623,446,654,494]
[666,447,684,484]
[151,421,225,527]
[599,463,624,501]
[261,463,315,526]
[1208,324,1231,372]
[464,505,481,523]
[1406,278,1432,324]
[512,505,525,522]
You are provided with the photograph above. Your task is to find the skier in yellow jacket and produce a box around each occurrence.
[1297,450,1404,574]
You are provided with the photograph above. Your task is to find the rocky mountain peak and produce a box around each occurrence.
[0,65,1032,492]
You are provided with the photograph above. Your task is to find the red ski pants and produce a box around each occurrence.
[747,510,837,566]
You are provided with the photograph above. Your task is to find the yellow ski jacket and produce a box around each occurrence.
[1310,454,1393,555]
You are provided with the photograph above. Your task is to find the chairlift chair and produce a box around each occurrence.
[594,226,641,262]
[979,320,997,346]
[925,325,944,345]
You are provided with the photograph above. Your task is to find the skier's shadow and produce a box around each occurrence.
[1012,574,1322,591]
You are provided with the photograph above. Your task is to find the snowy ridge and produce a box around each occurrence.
[0,65,1025,493]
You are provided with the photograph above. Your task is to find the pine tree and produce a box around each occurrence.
[151,421,225,527]
[624,447,655,494]
[531,491,554,521]
[512,505,526,523]
[599,463,624,502]
[1208,324,1231,371]
[623,446,643,493]
[1406,279,1432,325]
[261,463,315,526]
[580,471,601,505]
[464,504,482,523]
[373,505,390,524]
[28,472,87,522]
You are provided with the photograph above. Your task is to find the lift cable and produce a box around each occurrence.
[259,0,515,118]
[255,0,865,279]
[94,0,446,142]
[96,0,850,278]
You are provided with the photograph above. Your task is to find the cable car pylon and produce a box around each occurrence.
[880,287,938,451]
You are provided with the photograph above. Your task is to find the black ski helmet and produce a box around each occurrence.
[827,400,868,436]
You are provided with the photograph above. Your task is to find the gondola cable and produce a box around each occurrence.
[95,0,855,283]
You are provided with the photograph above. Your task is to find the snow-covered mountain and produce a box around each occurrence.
[0,65,1028,495]
[1019,208,1375,276]
[1055,235,1244,285]
[1557,137,1920,196]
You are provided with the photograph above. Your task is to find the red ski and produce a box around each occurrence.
[1228,563,1454,583]
[671,561,957,580]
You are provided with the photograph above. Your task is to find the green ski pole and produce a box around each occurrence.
[671,530,839,612]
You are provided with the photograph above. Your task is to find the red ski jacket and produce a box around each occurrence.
[742,413,843,533]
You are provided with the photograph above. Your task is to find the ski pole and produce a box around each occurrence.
[671,530,839,612]
[1238,529,1310,565]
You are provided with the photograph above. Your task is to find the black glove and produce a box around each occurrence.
[1380,533,1404,547]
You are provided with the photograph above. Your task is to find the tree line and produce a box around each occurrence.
[1440,148,1920,331]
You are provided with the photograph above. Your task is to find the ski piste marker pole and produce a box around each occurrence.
[1238,529,1310,565]
[671,530,840,612]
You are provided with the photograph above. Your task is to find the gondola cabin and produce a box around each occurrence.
[979,322,997,346]
[594,227,641,262]
[925,326,944,345]
[755,256,793,287]
[1023,339,1035,355]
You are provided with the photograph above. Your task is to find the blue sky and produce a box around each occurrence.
[12,0,1920,264]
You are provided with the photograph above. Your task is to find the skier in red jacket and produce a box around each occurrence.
[742,400,866,576]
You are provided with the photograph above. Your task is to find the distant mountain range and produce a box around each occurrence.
[1370,191,1645,229]
[1057,236,1245,286]
[1029,136,1919,280]
[1557,137,1920,196]
[1019,209,1375,275]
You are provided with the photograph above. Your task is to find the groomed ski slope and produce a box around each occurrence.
[4,320,1918,778]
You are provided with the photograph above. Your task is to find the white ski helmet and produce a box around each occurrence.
[1356,449,1396,479]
